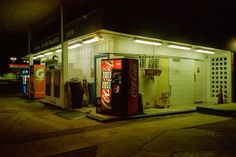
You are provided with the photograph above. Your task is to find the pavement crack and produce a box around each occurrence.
[127,130,166,157]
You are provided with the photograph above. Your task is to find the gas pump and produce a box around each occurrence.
[30,64,45,99]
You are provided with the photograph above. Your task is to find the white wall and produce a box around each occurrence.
[113,36,207,60]
[206,52,232,103]
[67,37,114,83]
[36,32,232,107]
[111,36,231,106]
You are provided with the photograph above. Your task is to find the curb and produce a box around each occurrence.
[196,106,236,118]
[86,109,196,123]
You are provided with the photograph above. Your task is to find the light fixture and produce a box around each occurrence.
[82,33,104,44]
[134,38,162,46]
[33,56,38,60]
[167,44,191,50]
[68,43,82,49]
[33,54,44,60]
[195,49,215,54]
[44,52,53,56]
[10,57,17,63]
[56,49,62,53]
[37,54,44,58]
[82,36,99,44]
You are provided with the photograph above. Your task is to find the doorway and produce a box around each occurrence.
[169,58,194,105]
[169,58,205,105]
[194,60,205,103]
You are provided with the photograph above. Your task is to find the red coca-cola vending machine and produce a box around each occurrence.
[98,58,139,117]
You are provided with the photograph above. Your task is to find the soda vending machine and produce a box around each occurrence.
[30,64,45,99]
[98,58,139,117]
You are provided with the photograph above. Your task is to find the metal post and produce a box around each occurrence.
[60,4,64,45]
[232,52,235,102]
[28,30,31,99]
[60,4,68,107]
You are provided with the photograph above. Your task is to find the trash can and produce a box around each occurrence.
[88,83,96,106]
[68,82,83,108]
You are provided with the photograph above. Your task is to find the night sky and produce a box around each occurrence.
[1,0,236,73]
[0,32,27,73]
[113,0,236,49]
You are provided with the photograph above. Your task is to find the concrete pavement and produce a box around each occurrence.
[1,96,236,156]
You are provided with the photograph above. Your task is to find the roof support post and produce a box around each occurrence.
[60,4,68,107]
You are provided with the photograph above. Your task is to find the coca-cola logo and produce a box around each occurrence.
[102,60,113,72]
[129,61,138,98]
[101,89,111,110]
[101,60,113,110]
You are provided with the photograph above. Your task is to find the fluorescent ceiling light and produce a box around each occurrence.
[82,36,100,44]
[44,52,53,56]
[168,44,191,50]
[68,43,82,49]
[33,56,39,60]
[134,39,162,46]
[195,49,215,54]
[56,49,62,53]
[37,54,44,58]
[33,56,37,59]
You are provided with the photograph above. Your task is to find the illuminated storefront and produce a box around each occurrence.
[24,8,234,114]
[29,29,232,112]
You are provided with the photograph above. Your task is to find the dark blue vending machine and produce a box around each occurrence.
[22,69,29,96]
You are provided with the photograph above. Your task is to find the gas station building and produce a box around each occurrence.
[24,8,234,115]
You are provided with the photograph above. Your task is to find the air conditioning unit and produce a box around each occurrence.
[45,55,60,69]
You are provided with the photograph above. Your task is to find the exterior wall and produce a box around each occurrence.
[206,52,232,103]
[68,46,92,81]
[139,58,170,108]
[111,35,231,107]
[35,30,232,108]
[67,36,114,83]
[113,36,206,60]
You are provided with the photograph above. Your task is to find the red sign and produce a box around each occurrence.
[101,88,111,110]
[9,64,29,68]
[101,59,122,71]
[113,59,122,69]
[101,60,112,112]
[31,65,45,98]
[100,59,122,112]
